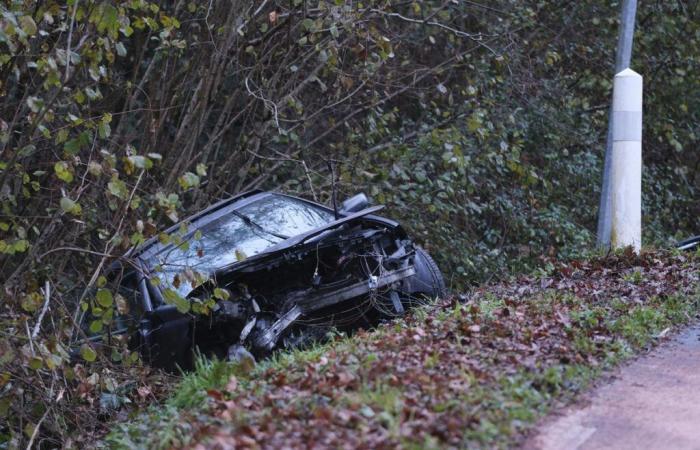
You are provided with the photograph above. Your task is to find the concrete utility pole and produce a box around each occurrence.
[597,0,639,248]
[610,69,643,251]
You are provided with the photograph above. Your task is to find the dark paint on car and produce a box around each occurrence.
[97,191,445,371]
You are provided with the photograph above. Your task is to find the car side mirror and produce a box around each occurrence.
[340,193,369,213]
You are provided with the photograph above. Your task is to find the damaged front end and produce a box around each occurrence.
[192,220,419,361]
[124,192,444,370]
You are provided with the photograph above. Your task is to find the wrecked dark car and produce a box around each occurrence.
[100,190,445,370]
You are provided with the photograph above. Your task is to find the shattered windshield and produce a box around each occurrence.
[147,195,335,297]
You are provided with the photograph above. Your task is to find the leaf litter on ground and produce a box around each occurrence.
[108,249,700,449]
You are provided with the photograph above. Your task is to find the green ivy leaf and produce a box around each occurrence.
[28,357,42,370]
[19,15,37,36]
[163,288,190,314]
[98,122,111,139]
[21,293,41,312]
[127,155,153,170]
[54,161,74,183]
[63,138,81,154]
[80,344,97,362]
[89,319,103,333]
[95,4,119,34]
[107,178,128,199]
[60,197,82,215]
[96,288,113,308]
[302,18,315,31]
[13,240,28,253]
[55,129,69,145]
[178,172,200,189]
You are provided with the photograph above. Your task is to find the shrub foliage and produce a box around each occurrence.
[0,0,698,446]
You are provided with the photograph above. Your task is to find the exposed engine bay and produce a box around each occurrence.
[190,221,422,361]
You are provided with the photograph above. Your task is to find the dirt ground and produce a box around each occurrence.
[525,322,700,450]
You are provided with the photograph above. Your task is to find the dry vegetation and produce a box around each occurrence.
[110,250,700,449]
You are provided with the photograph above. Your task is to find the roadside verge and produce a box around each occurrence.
[107,249,700,449]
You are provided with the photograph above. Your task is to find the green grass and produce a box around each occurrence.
[106,253,700,449]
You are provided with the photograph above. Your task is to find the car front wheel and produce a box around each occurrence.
[407,247,446,299]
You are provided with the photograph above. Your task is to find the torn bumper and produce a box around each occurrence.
[251,265,415,351]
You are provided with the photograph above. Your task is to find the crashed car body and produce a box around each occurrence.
[106,190,445,370]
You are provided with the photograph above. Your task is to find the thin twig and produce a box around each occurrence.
[25,405,50,450]
[204,0,219,54]
[31,280,51,339]
[370,8,499,56]
[25,321,35,356]
[38,247,120,261]
[237,0,270,36]
[302,160,318,201]
[244,76,283,133]
[64,0,79,81]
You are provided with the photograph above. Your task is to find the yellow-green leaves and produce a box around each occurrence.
[89,320,103,333]
[96,289,113,308]
[125,155,154,173]
[54,162,74,183]
[107,178,128,199]
[20,292,43,313]
[0,240,28,254]
[98,120,111,139]
[60,197,82,216]
[19,15,37,37]
[234,248,247,262]
[91,3,119,37]
[80,344,97,362]
[178,172,200,190]
[163,288,190,314]
[156,192,180,222]
[466,112,483,133]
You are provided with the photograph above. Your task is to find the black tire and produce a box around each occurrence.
[408,247,446,298]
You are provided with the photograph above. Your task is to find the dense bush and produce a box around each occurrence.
[0,0,698,446]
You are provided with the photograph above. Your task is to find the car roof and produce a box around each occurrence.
[122,189,259,258]
[127,190,338,262]
[110,190,398,277]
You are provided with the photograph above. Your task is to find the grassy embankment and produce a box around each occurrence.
[107,249,700,449]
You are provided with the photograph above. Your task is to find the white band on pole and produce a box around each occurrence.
[610,68,643,252]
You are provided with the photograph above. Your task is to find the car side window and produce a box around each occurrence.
[145,195,335,297]
[79,270,145,340]
[113,272,145,332]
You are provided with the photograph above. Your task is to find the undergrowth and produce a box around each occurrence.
[107,250,700,449]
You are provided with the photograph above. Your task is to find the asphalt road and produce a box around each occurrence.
[526,322,700,450]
